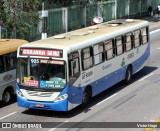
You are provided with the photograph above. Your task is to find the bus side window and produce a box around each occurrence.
[134,30,141,47]
[4,52,17,71]
[141,27,148,44]
[116,36,123,55]
[68,52,80,85]
[0,56,4,73]
[20,58,29,83]
[81,47,93,70]
[3,54,9,71]
[10,52,17,70]
[104,39,115,60]
[94,43,105,65]
[125,33,133,51]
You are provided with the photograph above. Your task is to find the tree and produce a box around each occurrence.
[0,0,41,39]
[0,0,6,26]
[47,0,97,8]
[47,0,73,7]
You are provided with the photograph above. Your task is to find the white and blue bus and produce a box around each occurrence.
[16,19,150,111]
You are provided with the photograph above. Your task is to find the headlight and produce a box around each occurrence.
[54,94,68,102]
[16,90,26,100]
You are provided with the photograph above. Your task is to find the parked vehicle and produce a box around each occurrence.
[0,39,28,105]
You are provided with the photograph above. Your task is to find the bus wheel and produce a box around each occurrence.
[81,88,91,108]
[2,90,11,105]
[125,66,132,84]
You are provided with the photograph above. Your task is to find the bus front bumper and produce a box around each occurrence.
[17,95,68,111]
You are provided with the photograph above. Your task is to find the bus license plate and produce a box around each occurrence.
[35,104,44,108]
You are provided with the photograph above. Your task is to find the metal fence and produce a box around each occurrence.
[2,0,159,41]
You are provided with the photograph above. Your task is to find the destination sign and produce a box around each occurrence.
[40,59,64,65]
[20,48,62,58]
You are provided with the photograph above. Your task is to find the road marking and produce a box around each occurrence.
[96,93,118,105]
[48,120,69,131]
[0,111,17,120]
[139,73,154,82]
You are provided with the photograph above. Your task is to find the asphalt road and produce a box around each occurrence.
[0,30,160,131]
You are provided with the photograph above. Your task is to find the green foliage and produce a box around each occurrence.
[48,0,73,7]
[0,0,6,25]
[47,0,97,8]
[0,0,41,39]
[97,0,109,1]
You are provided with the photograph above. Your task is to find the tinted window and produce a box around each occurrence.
[134,30,141,47]
[94,43,105,65]
[141,27,148,44]
[0,52,17,73]
[116,36,123,55]
[104,40,115,60]
[125,33,133,51]
[82,47,93,70]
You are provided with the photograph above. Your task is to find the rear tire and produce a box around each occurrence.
[81,88,91,108]
[125,66,132,84]
[2,90,11,105]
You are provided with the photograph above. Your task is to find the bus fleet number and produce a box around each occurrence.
[31,59,39,64]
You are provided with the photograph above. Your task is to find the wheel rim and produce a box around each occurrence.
[3,92,10,103]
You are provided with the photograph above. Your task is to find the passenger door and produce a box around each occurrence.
[68,52,81,105]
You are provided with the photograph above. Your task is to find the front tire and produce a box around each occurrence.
[2,90,11,105]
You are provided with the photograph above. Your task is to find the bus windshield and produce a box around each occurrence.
[17,58,66,89]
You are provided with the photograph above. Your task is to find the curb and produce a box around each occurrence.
[150,29,160,34]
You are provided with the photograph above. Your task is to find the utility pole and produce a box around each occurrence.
[41,0,48,39]
[127,0,130,18]
[115,0,117,19]
[82,0,87,27]
[139,0,142,18]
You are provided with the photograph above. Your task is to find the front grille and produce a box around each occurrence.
[26,90,53,97]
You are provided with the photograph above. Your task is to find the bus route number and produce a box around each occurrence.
[31,59,39,64]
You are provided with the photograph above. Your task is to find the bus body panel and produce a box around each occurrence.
[0,69,16,101]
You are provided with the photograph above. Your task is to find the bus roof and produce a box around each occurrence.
[0,39,28,55]
[19,19,149,53]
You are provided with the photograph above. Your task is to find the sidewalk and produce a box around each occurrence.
[142,14,160,32]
